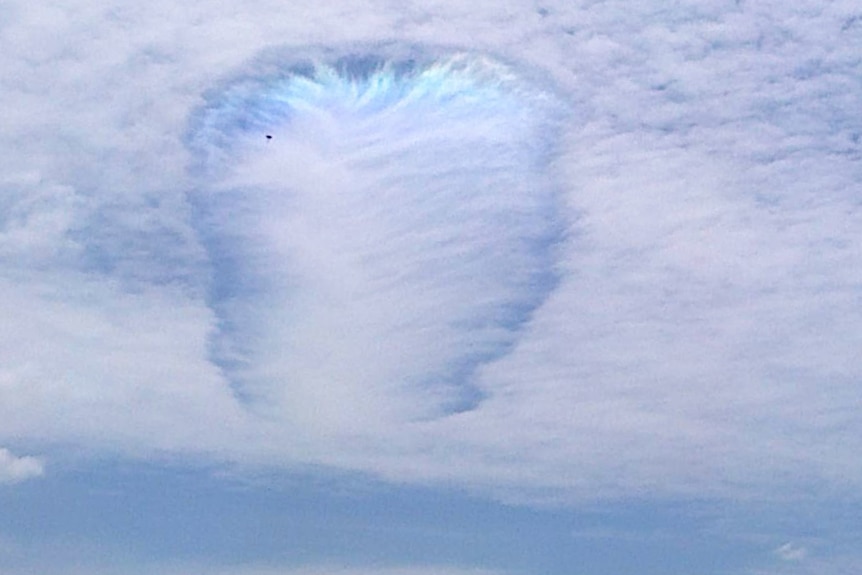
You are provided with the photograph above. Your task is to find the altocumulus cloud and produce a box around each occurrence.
[0,0,861,510]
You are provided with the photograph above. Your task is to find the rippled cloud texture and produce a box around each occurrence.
[1,0,862,573]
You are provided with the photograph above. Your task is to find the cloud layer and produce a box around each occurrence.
[1,0,861,508]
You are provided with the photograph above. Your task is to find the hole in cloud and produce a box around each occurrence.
[185,46,566,429]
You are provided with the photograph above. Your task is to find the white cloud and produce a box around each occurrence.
[749,549,862,575]
[0,448,43,484]
[775,543,807,562]
[1,0,861,506]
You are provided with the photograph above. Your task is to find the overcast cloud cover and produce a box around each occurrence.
[1,0,861,573]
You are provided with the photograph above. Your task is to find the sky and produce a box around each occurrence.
[1,0,861,574]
